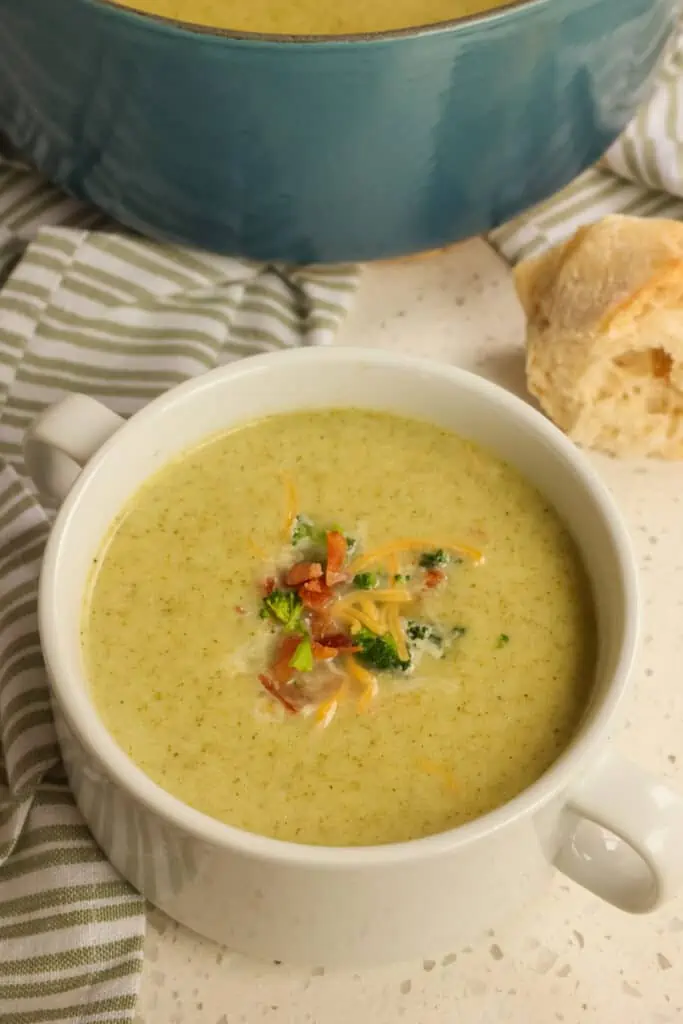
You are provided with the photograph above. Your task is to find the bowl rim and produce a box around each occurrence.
[87,0,551,44]
[39,347,639,867]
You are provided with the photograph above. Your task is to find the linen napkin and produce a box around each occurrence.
[0,149,359,1024]
[490,22,683,263]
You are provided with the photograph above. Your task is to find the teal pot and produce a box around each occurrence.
[0,0,676,262]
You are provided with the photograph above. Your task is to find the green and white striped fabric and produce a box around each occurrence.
[490,21,683,263]
[0,151,359,1023]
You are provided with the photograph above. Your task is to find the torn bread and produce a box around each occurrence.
[516,214,683,459]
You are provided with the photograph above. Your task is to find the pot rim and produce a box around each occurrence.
[38,347,639,868]
[88,0,551,45]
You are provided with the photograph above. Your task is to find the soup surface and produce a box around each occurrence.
[84,410,595,847]
[110,0,512,36]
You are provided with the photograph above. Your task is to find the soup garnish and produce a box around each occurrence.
[253,496,483,727]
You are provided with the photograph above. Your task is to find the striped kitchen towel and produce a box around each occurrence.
[0,152,359,1023]
[490,21,683,263]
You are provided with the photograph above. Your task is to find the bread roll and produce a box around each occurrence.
[516,214,683,459]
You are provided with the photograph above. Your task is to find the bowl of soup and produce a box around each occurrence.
[0,0,676,262]
[24,347,683,965]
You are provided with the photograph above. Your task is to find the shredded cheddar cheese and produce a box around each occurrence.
[357,598,387,631]
[316,697,339,728]
[345,655,379,713]
[337,608,385,634]
[345,655,376,687]
[357,677,379,714]
[315,682,346,728]
[349,538,484,573]
[360,597,377,619]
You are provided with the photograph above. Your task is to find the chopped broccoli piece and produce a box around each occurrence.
[261,590,303,632]
[496,633,510,648]
[289,636,314,672]
[291,514,356,554]
[353,572,379,590]
[291,515,325,547]
[406,621,442,646]
[355,628,410,672]
[394,573,411,584]
[290,515,309,545]
[418,549,449,570]
[406,621,467,659]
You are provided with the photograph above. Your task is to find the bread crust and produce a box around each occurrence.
[516,215,683,458]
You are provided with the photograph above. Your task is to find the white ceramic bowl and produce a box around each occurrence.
[24,348,683,966]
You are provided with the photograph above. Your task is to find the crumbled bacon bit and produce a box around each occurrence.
[298,580,334,610]
[315,632,360,652]
[313,641,361,660]
[285,561,323,587]
[309,611,333,640]
[258,674,297,714]
[235,605,247,615]
[271,635,301,684]
[312,642,339,661]
[325,531,348,587]
[424,569,445,590]
[261,576,276,596]
[326,571,348,587]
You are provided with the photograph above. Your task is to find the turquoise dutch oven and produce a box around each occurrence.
[0,0,676,262]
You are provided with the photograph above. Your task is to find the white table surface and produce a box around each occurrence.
[137,239,683,1024]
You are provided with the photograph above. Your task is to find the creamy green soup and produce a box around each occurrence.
[83,410,595,847]
[112,0,512,37]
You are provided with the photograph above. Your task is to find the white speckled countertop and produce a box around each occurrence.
[137,239,683,1024]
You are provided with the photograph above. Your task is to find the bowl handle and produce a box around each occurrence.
[23,394,124,506]
[555,747,683,912]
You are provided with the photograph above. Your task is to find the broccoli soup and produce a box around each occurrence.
[111,0,512,36]
[83,409,595,847]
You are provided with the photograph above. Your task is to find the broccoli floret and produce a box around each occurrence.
[289,636,314,672]
[496,633,510,649]
[291,515,324,547]
[452,626,467,640]
[261,590,303,632]
[406,621,442,646]
[394,573,411,584]
[355,628,410,672]
[418,549,449,570]
[353,572,379,590]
